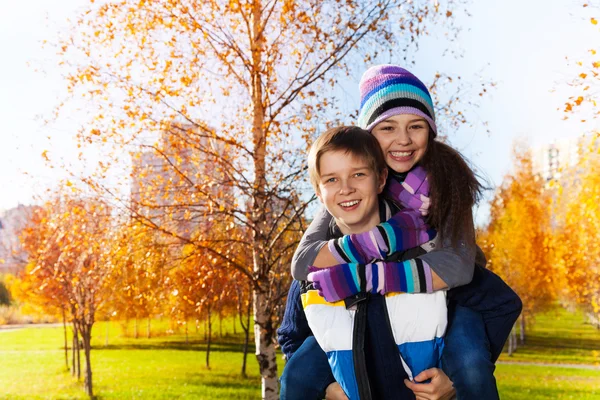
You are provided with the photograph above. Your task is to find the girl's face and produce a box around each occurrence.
[371,114,429,173]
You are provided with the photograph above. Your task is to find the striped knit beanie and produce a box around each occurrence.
[357,65,437,136]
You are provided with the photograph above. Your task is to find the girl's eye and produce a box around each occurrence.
[410,124,425,130]
[326,178,336,183]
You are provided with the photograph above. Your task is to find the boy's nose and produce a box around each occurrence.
[339,181,355,195]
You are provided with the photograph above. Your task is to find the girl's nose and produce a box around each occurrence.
[394,129,412,145]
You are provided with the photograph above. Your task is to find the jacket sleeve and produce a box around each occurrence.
[291,206,333,280]
[416,228,477,289]
[277,280,313,360]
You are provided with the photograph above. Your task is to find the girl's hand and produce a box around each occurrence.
[325,382,349,400]
[404,368,456,400]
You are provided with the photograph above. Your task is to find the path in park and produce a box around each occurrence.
[0,323,62,331]
[497,360,600,370]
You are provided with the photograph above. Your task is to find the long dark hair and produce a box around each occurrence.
[420,134,485,245]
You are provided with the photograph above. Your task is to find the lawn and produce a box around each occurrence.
[1,307,599,399]
[497,307,600,366]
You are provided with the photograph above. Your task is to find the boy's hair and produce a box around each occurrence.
[308,126,387,193]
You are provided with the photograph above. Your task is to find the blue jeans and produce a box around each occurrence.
[279,336,335,400]
[441,305,500,400]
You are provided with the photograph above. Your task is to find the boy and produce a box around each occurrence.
[279,126,450,399]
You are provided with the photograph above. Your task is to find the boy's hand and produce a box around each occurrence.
[325,382,348,400]
[404,368,455,400]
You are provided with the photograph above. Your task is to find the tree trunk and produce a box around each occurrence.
[72,324,81,380]
[219,307,223,339]
[134,317,138,339]
[233,314,237,335]
[508,325,517,356]
[147,318,151,339]
[62,308,69,371]
[122,316,129,337]
[206,305,212,370]
[249,0,277,395]
[520,314,525,344]
[80,324,94,398]
[204,312,208,341]
[185,319,189,345]
[241,288,252,377]
[72,334,76,376]
[72,326,77,377]
[254,288,278,399]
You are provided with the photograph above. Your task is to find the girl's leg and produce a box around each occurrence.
[442,304,500,400]
[448,265,522,362]
[280,335,336,400]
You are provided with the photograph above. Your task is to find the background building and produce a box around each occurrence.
[0,204,34,274]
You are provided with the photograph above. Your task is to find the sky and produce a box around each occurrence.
[1,0,598,225]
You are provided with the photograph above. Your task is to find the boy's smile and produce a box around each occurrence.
[317,150,387,235]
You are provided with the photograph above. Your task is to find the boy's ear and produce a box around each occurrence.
[377,168,388,194]
[315,188,323,203]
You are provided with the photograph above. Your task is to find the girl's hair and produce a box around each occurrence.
[420,134,485,245]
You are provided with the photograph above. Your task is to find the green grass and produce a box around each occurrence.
[0,318,285,399]
[1,307,600,399]
[496,364,600,400]
[498,307,600,365]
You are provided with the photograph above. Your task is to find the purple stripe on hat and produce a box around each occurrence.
[360,74,429,101]
[361,76,430,108]
[359,65,422,88]
[365,107,437,134]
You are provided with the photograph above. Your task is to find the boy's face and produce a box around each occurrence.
[317,150,387,235]
[371,114,429,173]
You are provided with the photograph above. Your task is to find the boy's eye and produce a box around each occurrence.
[325,177,337,183]
[354,172,366,177]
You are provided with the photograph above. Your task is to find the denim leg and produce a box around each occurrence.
[442,305,499,400]
[280,336,336,400]
[448,265,523,362]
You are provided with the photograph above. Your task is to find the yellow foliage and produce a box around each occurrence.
[482,144,557,318]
